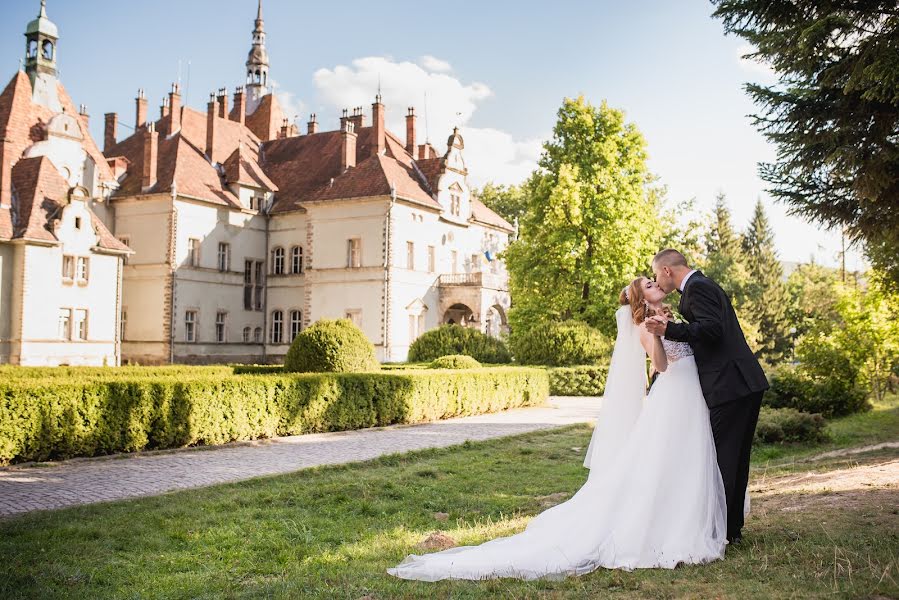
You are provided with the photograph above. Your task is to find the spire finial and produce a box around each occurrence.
[39,0,47,18]
[257,0,263,20]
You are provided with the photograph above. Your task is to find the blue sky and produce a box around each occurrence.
[1,0,864,269]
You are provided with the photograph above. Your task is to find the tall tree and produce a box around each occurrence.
[504,97,662,337]
[712,1,899,285]
[742,199,791,362]
[703,194,759,352]
[475,183,527,229]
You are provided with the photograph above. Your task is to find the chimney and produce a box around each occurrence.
[168,83,182,134]
[279,118,289,139]
[418,144,437,160]
[78,104,89,128]
[104,113,117,152]
[405,107,416,156]
[348,106,365,131]
[339,107,349,131]
[232,86,246,125]
[135,88,148,129]
[341,120,357,171]
[141,122,158,191]
[160,96,170,120]
[307,113,318,135]
[372,95,385,156]
[206,94,218,161]
[217,88,228,119]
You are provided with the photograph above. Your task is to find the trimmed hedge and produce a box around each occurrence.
[548,365,608,396]
[429,355,482,369]
[511,320,611,366]
[764,366,869,418]
[0,367,548,464]
[754,406,828,445]
[285,319,379,373]
[408,325,511,364]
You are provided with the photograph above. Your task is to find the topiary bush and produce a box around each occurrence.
[0,367,549,464]
[548,365,608,396]
[284,319,379,373]
[754,406,828,445]
[510,320,611,366]
[407,325,511,364]
[429,355,482,369]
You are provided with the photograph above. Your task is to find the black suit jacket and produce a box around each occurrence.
[664,271,768,408]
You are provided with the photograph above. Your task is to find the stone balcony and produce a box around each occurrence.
[437,271,508,291]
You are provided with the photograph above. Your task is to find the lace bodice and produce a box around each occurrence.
[662,337,693,363]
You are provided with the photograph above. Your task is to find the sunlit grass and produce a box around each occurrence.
[1,399,896,599]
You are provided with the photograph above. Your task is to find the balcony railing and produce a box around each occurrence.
[438,271,508,290]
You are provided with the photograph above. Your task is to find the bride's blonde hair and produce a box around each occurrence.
[619,277,674,325]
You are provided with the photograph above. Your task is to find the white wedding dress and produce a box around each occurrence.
[387,306,728,581]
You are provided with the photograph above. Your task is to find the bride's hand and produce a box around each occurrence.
[644,315,667,337]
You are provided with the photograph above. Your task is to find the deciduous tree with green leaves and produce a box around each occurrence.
[503,97,662,337]
[475,183,527,230]
[712,0,899,285]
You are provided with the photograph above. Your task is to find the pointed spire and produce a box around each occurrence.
[257,0,263,21]
[39,0,47,17]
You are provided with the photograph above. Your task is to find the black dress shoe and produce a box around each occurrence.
[727,535,742,545]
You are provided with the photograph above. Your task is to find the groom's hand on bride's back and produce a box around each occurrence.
[645,316,667,336]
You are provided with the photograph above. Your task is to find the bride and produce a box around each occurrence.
[386,277,729,581]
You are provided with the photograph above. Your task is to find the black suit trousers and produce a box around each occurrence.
[709,391,763,539]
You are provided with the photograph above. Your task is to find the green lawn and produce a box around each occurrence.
[1,397,897,599]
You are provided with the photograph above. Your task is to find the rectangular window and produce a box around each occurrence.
[217,243,230,272]
[428,246,435,273]
[291,246,303,274]
[254,261,264,310]
[451,250,458,275]
[253,327,262,343]
[471,254,480,273]
[74,309,88,341]
[244,260,253,310]
[215,311,226,343]
[62,255,75,280]
[120,310,127,341]
[76,256,89,282]
[242,327,251,343]
[406,241,415,270]
[270,310,283,344]
[57,308,71,340]
[345,310,362,328]
[188,238,200,267]
[347,238,361,268]
[185,310,197,343]
[117,236,131,264]
[290,310,302,341]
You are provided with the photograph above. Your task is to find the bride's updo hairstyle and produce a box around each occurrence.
[619,277,674,325]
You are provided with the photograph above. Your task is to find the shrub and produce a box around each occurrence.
[510,320,611,366]
[429,355,482,369]
[407,325,511,364]
[548,365,608,396]
[754,406,828,445]
[764,366,869,418]
[284,319,379,373]
[0,367,549,464]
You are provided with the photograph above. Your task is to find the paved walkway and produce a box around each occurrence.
[0,397,600,517]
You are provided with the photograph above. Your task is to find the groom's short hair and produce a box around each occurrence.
[653,249,689,268]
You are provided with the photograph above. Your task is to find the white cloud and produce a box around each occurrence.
[736,44,777,80]
[312,56,540,186]
[419,55,453,73]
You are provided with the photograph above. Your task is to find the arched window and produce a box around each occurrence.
[290,310,302,340]
[27,40,37,58]
[253,327,262,343]
[262,72,267,86]
[290,246,304,274]
[271,246,285,275]
[41,40,53,61]
[270,310,283,344]
[254,70,261,84]
[242,326,251,343]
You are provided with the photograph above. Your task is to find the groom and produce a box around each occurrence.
[645,249,768,545]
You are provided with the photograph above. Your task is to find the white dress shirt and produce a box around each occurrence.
[678,269,698,292]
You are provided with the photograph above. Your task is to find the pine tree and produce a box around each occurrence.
[741,199,791,363]
[703,194,759,352]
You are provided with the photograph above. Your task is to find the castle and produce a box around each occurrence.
[0,1,513,365]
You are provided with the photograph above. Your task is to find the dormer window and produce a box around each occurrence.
[450,194,461,217]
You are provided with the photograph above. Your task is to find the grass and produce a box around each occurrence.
[1,398,897,599]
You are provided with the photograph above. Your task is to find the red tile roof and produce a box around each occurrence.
[6,156,129,252]
[471,198,514,232]
[223,144,278,191]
